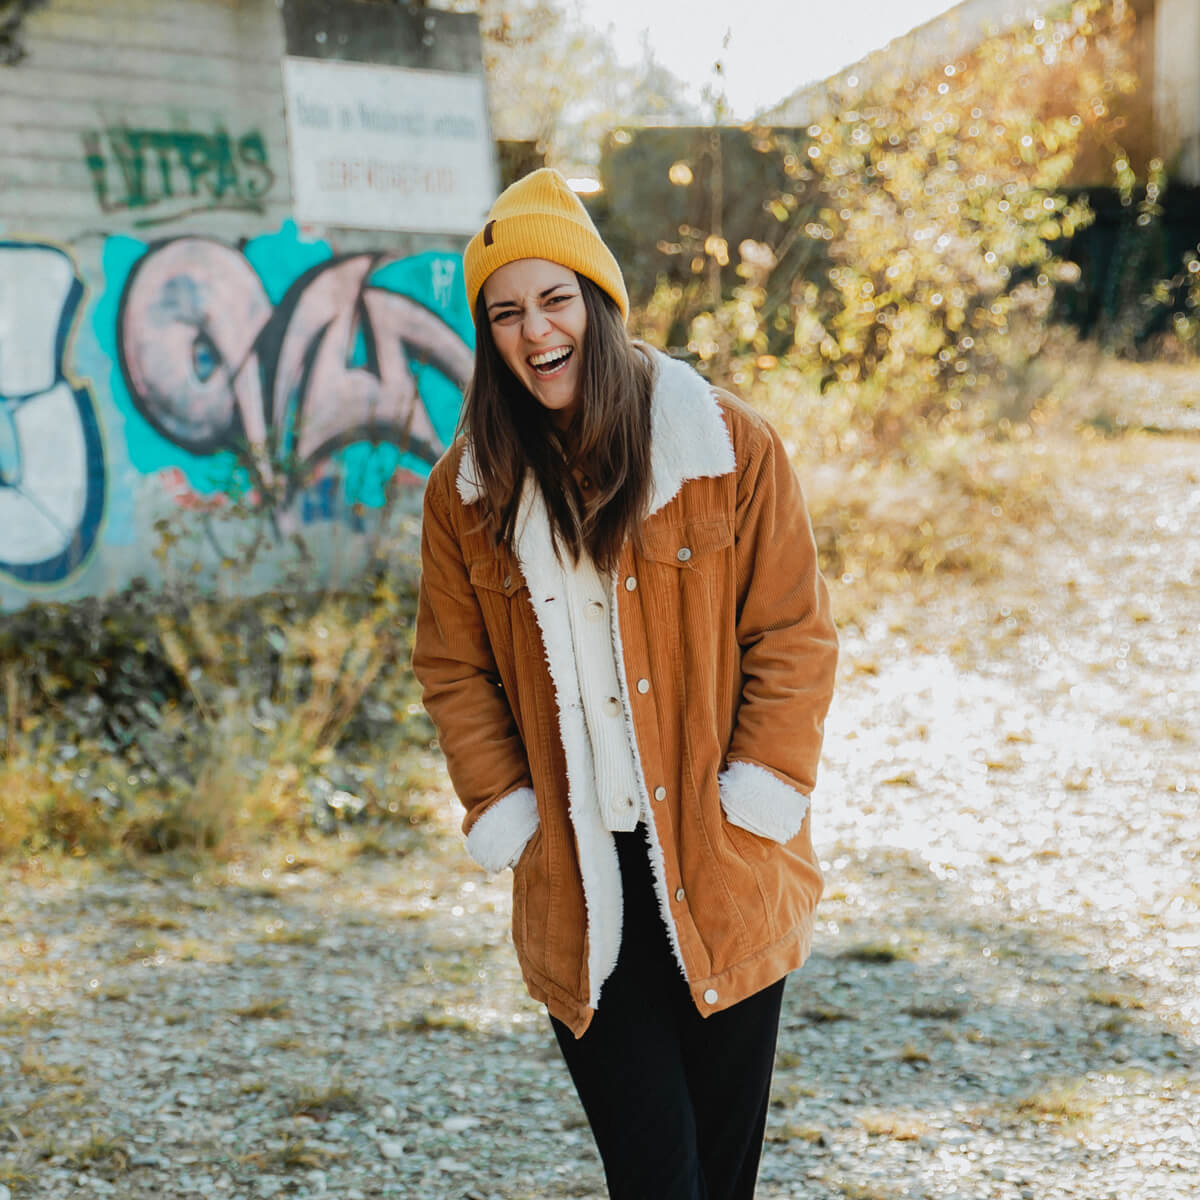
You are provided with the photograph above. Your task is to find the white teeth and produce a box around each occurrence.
[529,347,571,369]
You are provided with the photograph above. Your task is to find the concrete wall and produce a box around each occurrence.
[1156,0,1200,182]
[0,0,485,611]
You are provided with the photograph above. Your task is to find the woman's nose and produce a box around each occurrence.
[522,307,552,338]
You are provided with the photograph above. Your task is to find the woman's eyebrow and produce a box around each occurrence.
[486,284,574,313]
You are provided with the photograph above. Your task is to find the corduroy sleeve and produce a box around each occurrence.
[412,458,538,869]
[719,403,838,840]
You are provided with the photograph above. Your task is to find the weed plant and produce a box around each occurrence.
[0,561,440,865]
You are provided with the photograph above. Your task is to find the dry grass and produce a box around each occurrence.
[1014,1079,1100,1124]
[111,912,183,931]
[1086,990,1147,1011]
[838,941,917,965]
[748,411,1053,633]
[0,578,436,867]
[238,1133,343,1171]
[858,1110,930,1140]
[231,999,292,1020]
[766,1121,827,1145]
[833,1182,904,1200]
[0,758,111,858]
[19,1048,86,1086]
[259,925,322,946]
[903,1002,966,1020]
[288,1077,366,1119]
[66,1130,130,1171]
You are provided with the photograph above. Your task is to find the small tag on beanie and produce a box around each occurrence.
[483,220,496,247]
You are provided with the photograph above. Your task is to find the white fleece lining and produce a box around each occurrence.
[609,577,689,979]
[512,478,622,1009]
[456,439,482,508]
[718,760,810,843]
[465,786,540,873]
[646,349,737,515]
[454,347,738,1008]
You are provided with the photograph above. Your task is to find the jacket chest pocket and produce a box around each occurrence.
[468,554,525,599]
[466,554,532,695]
[641,518,733,577]
[638,519,735,667]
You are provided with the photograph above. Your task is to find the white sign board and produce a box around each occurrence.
[282,57,496,234]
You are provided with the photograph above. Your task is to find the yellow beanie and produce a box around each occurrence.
[464,168,629,321]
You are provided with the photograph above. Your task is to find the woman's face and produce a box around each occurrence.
[482,258,588,429]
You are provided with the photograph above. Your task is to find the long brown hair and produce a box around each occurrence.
[460,273,655,574]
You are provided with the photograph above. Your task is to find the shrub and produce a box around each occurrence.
[0,569,438,862]
[634,0,1141,449]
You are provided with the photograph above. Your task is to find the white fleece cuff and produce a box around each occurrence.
[718,761,810,844]
[464,787,540,873]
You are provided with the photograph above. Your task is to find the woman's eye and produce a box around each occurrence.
[492,310,520,324]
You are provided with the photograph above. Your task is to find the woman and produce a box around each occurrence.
[412,167,838,1199]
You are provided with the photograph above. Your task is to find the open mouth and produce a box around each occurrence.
[528,346,574,377]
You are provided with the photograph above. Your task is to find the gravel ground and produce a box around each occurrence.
[2,414,1198,1200]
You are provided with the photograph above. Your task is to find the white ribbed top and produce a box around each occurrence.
[562,554,642,832]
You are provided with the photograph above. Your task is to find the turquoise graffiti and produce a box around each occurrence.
[94,223,472,553]
[0,241,106,584]
[83,125,275,227]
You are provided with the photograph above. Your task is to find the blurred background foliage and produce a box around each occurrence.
[618,0,1196,409]
[3,0,1198,865]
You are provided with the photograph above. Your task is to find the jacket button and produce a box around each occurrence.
[636,678,650,694]
[604,696,621,716]
[503,575,512,588]
[676,547,692,562]
[624,575,637,590]
[704,988,718,1005]
[585,600,604,621]
[654,786,666,801]
[674,887,685,902]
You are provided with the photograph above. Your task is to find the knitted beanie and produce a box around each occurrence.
[463,168,629,321]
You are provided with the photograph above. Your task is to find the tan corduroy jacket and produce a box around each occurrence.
[413,348,838,1037]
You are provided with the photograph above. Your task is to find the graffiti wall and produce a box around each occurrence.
[0,0,498,611]
[0,228,472,610]
[0,243,106,586]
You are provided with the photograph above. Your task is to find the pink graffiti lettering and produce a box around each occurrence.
[119,238,273,457]
[269,255,469,466]
[117,240,471,525]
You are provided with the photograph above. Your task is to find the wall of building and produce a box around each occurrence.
[0,0,486,611]
[1156,0,1200,183]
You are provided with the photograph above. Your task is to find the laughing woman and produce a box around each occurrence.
[412,168,838,1200]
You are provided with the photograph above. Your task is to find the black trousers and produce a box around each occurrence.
[551,829,786,1200]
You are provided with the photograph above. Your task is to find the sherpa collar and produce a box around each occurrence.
[455,346,736,513]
